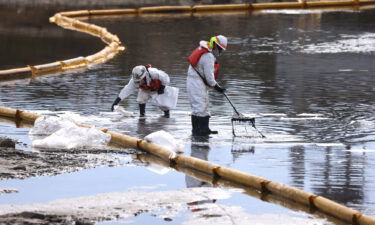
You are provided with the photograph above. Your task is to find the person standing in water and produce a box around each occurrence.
[187,35,228,136]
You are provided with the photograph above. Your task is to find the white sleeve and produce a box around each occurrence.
[150,68,170,86]
[118,78,137,100]
[200,53,217,87]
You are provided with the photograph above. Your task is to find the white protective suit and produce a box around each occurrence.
[118,67,170,110]
[187,41,218,117]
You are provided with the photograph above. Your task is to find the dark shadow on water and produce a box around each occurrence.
[185,136,217,215]
[186,136,212,188]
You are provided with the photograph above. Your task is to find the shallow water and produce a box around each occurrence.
[1,6,375,224]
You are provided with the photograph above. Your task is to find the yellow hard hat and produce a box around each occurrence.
[209,35,227,50]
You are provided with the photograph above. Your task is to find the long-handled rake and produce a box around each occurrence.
[223,92,266,138]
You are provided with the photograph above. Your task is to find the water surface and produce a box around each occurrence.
[1,7,375,224]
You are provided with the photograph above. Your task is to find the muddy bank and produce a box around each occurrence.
[0,147,137,180]
[0,211,92,225]
[0,137,15,148]
[0,137,138,180]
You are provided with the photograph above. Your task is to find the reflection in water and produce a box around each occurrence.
[312,147,366,206]
[231,137,255,163]
[185,136,217,214]
[136,117,172,138]
[289,145,305,189]
[186,136,212,188]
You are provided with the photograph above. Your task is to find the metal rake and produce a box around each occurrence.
[223,92,265,138]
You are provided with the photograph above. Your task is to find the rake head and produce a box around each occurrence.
[231,116,255,127]
[231,115,265,138]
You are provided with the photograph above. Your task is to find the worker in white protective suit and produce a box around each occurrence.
[187,35,227,136]
[111,65,171,118]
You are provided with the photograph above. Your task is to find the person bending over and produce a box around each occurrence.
[111,65,171,118]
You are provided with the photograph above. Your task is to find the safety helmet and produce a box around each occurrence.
[209,35,227,51]
[132,65,147,83]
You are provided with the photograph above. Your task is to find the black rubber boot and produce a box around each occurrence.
[139,104,146,117]
[163,110,170,118]
[197,116,210,136]
[193,116,213,136]
[191,115,200,136]
[203,116,218,135]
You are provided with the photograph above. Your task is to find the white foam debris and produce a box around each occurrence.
[114,105,134,117]
[29,116,76,136]
[32,110,115,125]
[144,130,184,157]
[30,116,111,150]
[146,163,171,175]
[301,33,375,54]
[32,126,111,150]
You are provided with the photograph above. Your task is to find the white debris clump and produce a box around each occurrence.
[29,116,111,150]
[144,130,184,158]
[114,105,134,117]
[29,116,76,136]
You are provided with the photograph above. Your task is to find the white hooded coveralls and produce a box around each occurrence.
[118,67,170,110]
[187,41,218,117]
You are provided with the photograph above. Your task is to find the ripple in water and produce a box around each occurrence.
[301,33,375,54]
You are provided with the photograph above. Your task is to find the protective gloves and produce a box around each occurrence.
[214,84,226,93]
[157,85,165,95]
[111,97,121,112]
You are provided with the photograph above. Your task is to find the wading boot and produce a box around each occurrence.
[191,115,201,136]
[193,116,217,136]
[163,110,170,118]
[139,104,146,117]
[203,115,218,135]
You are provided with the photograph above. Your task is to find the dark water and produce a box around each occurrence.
[1,6,375,224]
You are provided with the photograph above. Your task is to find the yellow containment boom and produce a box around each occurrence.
[1,1,375,80]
